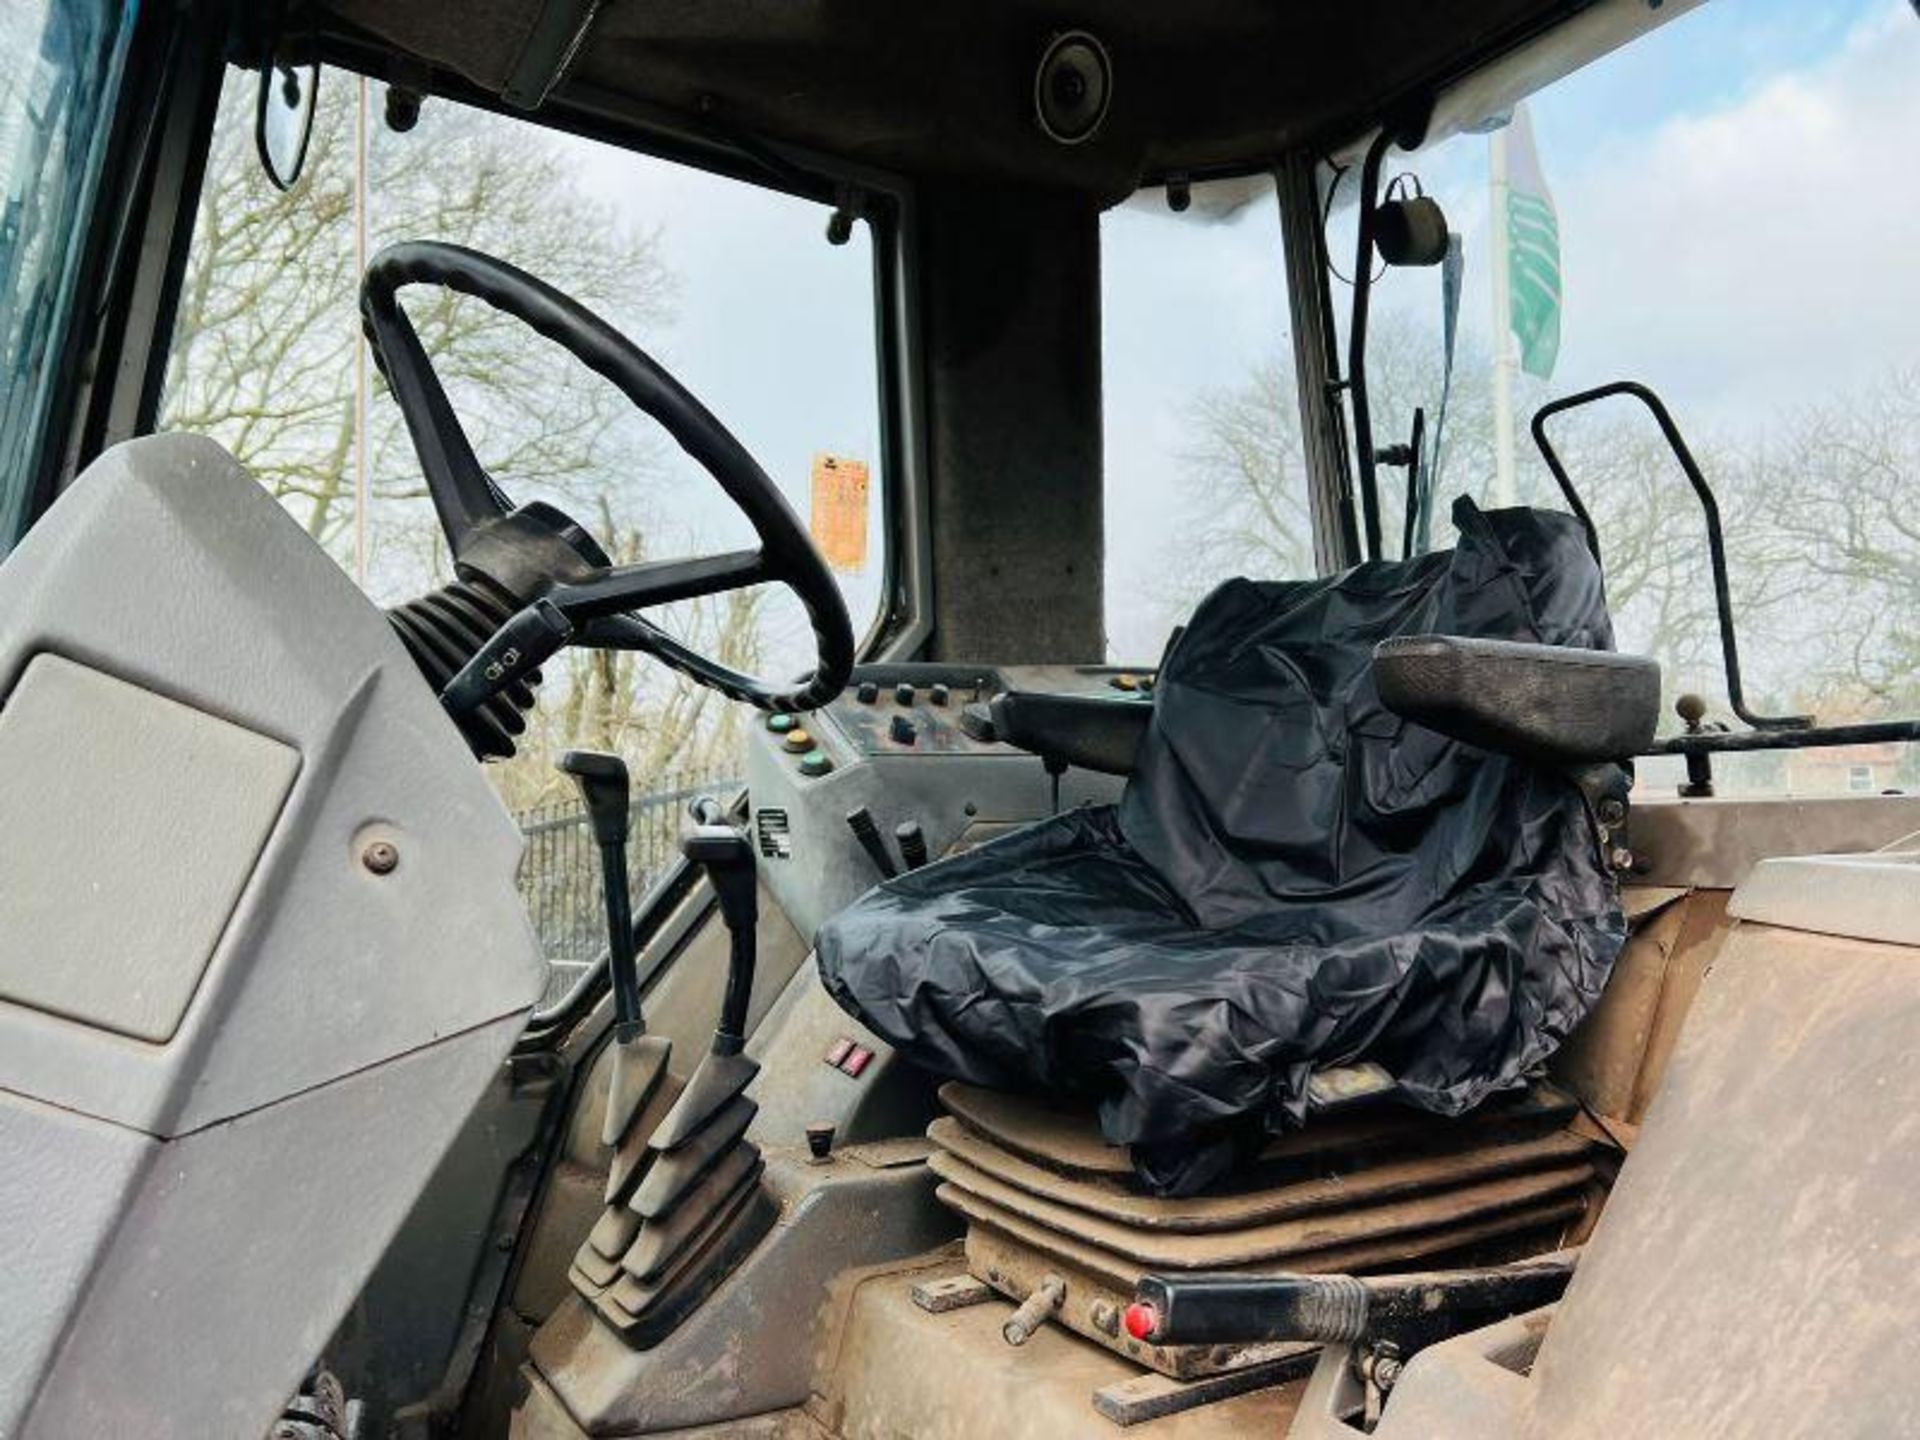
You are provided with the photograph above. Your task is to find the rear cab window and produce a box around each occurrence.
[1101,175,1307,664]
[1333,0,1919,796]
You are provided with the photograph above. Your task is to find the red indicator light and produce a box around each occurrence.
[1122,1302,1158,1341]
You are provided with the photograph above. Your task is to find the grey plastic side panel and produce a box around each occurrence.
[25,1014,524,1440]
[0,435,543,1134]
[1523,912,1920,1437]
[1630,793,1920,889]
[0,1091,154,1435]
[744,965,937,1152]
[0,437,545,1440]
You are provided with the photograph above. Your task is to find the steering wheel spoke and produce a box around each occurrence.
[550,547,771,620]
[361,241,854,718]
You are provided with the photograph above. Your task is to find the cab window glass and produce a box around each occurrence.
[161,68,887,815]
[1334,0,1919,795]
[1101,175,1305,663]
[0,0,133,552]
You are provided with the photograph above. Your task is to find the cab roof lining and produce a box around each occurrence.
[306,0,1606,198]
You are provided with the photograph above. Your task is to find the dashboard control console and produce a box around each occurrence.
[744,662,1152,940]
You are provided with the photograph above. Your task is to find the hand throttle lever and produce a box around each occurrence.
[682,794,758,1056]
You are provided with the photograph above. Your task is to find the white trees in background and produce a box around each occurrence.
[1174,323,1919,762]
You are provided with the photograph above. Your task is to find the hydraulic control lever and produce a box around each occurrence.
[559,750,642,1036]
[684,796,758,1056]
[557,749,672,1145]
[644,792,766,1151]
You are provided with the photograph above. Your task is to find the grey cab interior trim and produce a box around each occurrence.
[0,435,545,1440]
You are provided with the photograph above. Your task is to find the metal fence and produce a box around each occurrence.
[515,768,738,1008]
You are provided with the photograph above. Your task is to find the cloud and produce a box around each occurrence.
[1549,6,1920,426]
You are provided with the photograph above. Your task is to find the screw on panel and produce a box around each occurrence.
[361,840,399,874]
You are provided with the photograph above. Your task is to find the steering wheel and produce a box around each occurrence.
[359,240,855,717]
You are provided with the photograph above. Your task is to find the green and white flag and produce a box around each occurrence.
[1504,103,1561,380]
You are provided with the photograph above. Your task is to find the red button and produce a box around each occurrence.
[840,1044,874,1077]
[1123,1302,1159,1341]
[823,1037,853,1067]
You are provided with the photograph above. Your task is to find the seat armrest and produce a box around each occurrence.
[968,691,1152,776]
[1374,635,1660,765]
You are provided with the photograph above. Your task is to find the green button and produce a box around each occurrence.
[767,713,797,733]
[798,749,833,778]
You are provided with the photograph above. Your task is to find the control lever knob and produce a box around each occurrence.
[959,703,998,742]
[889,714,917,745]
[895,820,929,870]
[805,1121,836,1163]
[846,807,899,879]
[558,749,631,846]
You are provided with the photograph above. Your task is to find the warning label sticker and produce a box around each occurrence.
[810,453,870,574]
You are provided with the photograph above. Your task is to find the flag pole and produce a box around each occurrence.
[1489,123,1518,508]
[353,76,371,588]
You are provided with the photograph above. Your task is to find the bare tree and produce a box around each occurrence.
[1758,366,1920,709]
[1170,316,1818,727]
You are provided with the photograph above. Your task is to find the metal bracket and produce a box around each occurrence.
[1091,1349,1319,1429]
[910,1273,995,1315]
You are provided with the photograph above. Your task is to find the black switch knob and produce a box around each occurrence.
[856,680,879,704]
[894,682,916,706]
[806,1121,836,1163]
[889,713,917,745]
[929,683,951,706]
[845,807,898,878]
[895,821,929,870]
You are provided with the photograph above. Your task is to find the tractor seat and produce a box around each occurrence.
[816,499,1658,1196]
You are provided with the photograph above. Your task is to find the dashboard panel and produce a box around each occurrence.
[745,663,1153,942]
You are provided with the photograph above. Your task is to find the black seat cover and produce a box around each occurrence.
[817,501,1625,1193]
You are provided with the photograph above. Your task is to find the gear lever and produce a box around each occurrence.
[645,794,764,1149]
[684,795,759,1054]
[558,749,672,1146]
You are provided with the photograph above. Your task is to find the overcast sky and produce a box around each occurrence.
[347,0,1915,675]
